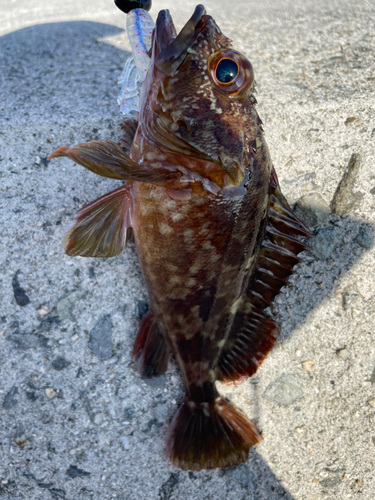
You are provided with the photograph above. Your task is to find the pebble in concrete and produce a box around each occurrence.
[263,373,303,406]
[154,402,170,422]
[302,359,314,373]
[342,292,359,310]
[331,153,363,215]
[6,332,49,350]
[120,436,131,450]
[45,387,57,399]
[293,192,330,229]
[37,316,61,333]
[134,298,149,320]
[319,477,342,488]
[52,356,71,371]
[336,347,350,361]
[49,488,66,498]
[3,386,19,409]
[66,465,91,478]
[143,374,166,388]
[89,314,113,360]
[57,290,86,321]
[12,270,30,306]
[354,226,374,249]
[158,472,180,500]
[311,226,341,259]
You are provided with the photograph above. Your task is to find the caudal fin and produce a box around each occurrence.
[166,397,261,471]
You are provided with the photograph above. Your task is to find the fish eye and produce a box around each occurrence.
[215,59,239,84]
[209,50,254,96]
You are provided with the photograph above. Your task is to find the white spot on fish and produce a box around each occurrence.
[171,212,185,222]
[169,275,181,285]
[189,261,202,275]
[160,223,172,235]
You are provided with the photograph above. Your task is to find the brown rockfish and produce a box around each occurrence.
[48,4,311,471]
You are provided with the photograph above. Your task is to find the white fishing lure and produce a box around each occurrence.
[118,8,155,116]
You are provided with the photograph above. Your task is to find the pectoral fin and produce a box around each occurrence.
[63,185,131,257]
[48,140,182,186]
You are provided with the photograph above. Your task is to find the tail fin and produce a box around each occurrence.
[166,397,261,471]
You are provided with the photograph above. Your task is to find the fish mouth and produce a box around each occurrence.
[154,4,206,76]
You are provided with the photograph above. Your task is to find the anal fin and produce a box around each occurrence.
[133,312,171,377]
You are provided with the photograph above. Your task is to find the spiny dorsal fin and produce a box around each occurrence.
[120,116,139,151]
[217,168,313,383]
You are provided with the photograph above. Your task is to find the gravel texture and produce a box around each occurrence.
[1,0,374,499]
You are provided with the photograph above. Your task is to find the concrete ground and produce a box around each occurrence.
[0,0,374,499]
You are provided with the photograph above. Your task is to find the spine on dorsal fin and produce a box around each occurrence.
[217,168,313,384]
[119,116,139,151]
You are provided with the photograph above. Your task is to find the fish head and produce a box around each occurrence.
[141,4,259,187]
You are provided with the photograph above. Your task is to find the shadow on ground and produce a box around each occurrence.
[0,20,127,123]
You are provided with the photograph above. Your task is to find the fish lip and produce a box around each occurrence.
[154,9,177,56]
[155,4,207,75]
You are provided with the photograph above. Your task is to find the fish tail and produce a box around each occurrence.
[166,396,262,471]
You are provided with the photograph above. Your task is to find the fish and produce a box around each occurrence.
[48,4,312,471]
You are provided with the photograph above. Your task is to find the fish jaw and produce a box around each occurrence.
[154,5,206,75]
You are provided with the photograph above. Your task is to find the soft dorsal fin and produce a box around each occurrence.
[63,185,132,258]
[217,168,313,384]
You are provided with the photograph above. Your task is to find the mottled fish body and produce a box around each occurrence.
[49,4,312,470]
